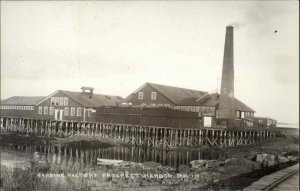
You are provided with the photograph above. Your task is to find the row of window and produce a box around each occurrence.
[138,92,157,100]
[258,119,276,125]
[236,111,254,118]
[122,102,171,107]
[38,106,82,117]
[244,111,254,117]
[267,119,276,125]
[141,103,171,107]
[0,105,34,110]
[50,97,68,106]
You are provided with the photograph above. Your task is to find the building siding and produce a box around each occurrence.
[124,84,174,106]
[0,106,36,119]
[254,117,277,127]
[36,91,88,121]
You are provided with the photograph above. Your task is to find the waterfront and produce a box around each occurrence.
[0,142,231,170]
[0,133,298,191]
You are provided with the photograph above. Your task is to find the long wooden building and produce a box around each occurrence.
[121,82,255,127]
[0,87,122,122]
[254,117,277,128]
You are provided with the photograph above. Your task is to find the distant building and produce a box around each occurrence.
[121,82,255,127]
[0,96,46,119]
[254,117,277,128]
[0,87,123,122]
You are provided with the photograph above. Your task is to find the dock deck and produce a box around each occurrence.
[243,164,299,191]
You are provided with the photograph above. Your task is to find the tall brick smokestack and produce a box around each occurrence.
[218,26,236,125]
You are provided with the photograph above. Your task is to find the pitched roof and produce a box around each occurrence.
[197,93,255,112]
[126,82,207,105]
[60,90,123,107]
[1,96,46,106]
[149,83,208,105]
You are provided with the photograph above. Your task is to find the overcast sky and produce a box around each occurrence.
[1,1,299,124]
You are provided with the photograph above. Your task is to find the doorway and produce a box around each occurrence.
[54,109,64,121]
[204,116,212,127]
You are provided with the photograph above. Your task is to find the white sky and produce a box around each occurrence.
[1,1,299,124]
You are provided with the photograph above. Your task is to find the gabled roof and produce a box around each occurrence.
[197,93,255,112]
[1,96,46,106]
[125,82,207,105]
[60,90,123,107]
[149,83,207,105]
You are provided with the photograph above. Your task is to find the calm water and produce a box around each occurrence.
[0,143,231,169]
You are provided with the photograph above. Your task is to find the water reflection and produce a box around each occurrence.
[0,144,231,169]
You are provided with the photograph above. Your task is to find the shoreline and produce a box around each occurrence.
[0,133,299,190]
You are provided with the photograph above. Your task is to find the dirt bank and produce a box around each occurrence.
[50,134,121,148]
[0,133,53,145]
[0,133,119,149]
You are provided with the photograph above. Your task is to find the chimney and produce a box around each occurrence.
[81,87,94,96]
[218,26,236,126]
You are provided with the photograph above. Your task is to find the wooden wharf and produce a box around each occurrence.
[0,117,281,148]
[243,164,299,191]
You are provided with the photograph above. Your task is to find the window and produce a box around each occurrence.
[151,92,157,100]
[44,106,48,115]
[55,97,59,105]
[70,108,75,116]
[49,107,54,115]
[88,110,91,117]
[138,92,143,100]
[259,119,263,124]
[38,106,43,114]
[64,107,69,116]
[64,97,68,106]
[236,111,240,118]
[59,97,64,106]
[51,97,55,105]
[77,108,82,116]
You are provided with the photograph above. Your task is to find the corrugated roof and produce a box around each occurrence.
[148,83,207,105]
[60,90,123,107]
[1,96,46,105]
[197,93,255,112]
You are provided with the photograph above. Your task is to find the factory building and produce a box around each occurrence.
[121,26,256,128]
[121,82,254,127]
[0,87,122,122]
